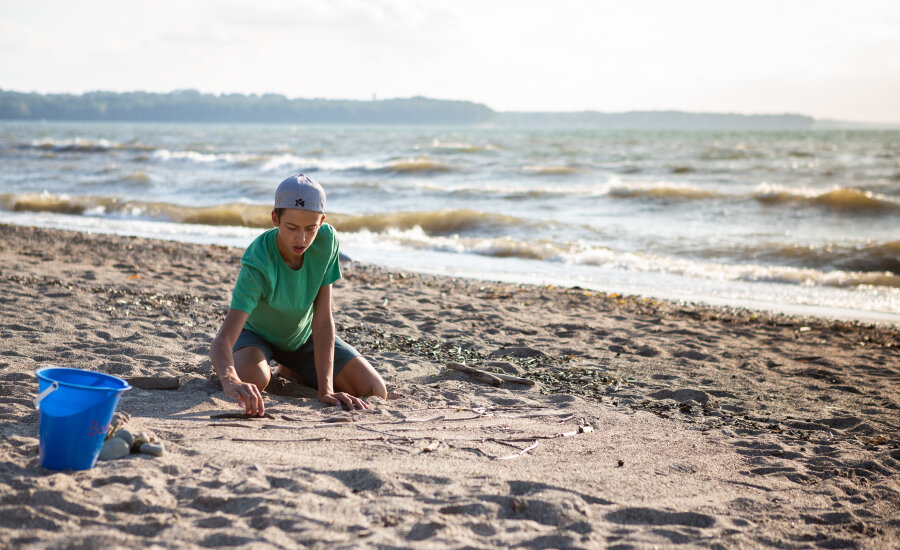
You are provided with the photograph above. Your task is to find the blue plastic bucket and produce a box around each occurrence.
[34,367,131,470]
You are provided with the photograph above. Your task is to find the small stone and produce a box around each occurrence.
[139,441,164,457]
[105,411,132,440]
[113,428,134,448]
[131,431,156,453]
[98,437,130,461]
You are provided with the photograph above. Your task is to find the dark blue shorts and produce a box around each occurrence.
[233,329,361,389]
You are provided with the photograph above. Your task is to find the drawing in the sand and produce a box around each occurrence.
[209,174,387,415]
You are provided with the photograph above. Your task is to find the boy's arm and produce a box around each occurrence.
[210,309,265,416]
[312,284,367,410]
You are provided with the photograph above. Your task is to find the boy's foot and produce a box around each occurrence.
[272,363,301,380]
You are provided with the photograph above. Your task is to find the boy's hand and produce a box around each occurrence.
[223,380,265,416]
[319,392,369,411]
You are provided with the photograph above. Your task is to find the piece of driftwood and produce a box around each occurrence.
[210,412,275,420]
[446,362,535,386]
[560,425,594,437]
[512,411,574,419]
[442,414,489,422]
[280,415,355,423]
[490,373,536,386]
[231,436,395,443]
[474,405,551,412]
[208,422,256,428]
[398,405,549,413]
[483,425,594,442]
[126,376,180,390]
[231,437,327,443]
[463,372,537,386]
[367,415,446,425]
[263,423,351,430]
[497,441,538,460]
[446,362,503,386]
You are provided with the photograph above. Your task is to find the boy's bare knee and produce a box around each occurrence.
[233,346,271,391]
[237,366,270,392]
[370,377,388,399]
[358,358,387,399]
[336,356,387,399]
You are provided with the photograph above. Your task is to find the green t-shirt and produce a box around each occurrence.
[230,224,342,351]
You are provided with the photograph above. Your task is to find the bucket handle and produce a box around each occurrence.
[34,381,59,409]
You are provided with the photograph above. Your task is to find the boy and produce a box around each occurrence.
[210,174,386,416]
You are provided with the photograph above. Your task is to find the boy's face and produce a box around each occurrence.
[272,208,325,266]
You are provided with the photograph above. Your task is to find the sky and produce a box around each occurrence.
[1,0,899,122]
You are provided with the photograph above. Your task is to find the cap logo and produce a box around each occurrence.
[295,198,306,207]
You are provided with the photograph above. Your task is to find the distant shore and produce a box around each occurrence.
[5,89,884,128]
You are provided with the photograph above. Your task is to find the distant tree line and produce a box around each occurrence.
[0,89,494,124]
[0,89,818,128]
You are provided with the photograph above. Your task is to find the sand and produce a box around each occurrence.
[0,223,898,549]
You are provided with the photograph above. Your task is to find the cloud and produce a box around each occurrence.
[1,0,898,120]
[210,0,455,31]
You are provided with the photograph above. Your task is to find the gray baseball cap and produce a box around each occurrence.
[274,174,326,213]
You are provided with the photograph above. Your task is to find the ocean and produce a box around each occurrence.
[1,121,898,322]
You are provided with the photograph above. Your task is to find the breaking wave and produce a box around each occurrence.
[423,139,496,153]
[607,183,723,200]
[21,137,155,153]
[603,182,900,214]
[346,227,899,289]
[3,191,897,290]
[377,157,454,174]
[754,184,900,213]
[147,150,454,174]
[17,139,458,176]
[328,209,524,235]
[0,192,273,228]
[703,241,900,274]
[0,193,525,235]
[564,248,900,289]
[522,164,582,175]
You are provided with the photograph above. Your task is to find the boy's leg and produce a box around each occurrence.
[272,363,297,380]
[272,338,387,399]
[233,345,271,393]
[334,356,387,399]
[270,336,387,399]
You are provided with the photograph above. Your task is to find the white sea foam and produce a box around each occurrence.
[30,137,119,151]
[1,209,896,321]
[151,149,223,163]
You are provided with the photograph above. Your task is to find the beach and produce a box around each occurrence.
[0,223,898,549]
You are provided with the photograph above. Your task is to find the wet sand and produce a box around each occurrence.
[0,224,898,549]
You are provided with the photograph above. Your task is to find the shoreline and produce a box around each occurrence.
[1,215,897,325]
[1,224,898,548]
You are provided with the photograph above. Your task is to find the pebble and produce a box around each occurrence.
[139,441,165,457]
[131,431,156,453]
[113,428,134,448]
[98,437,130,461]
[105,411,132,440]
